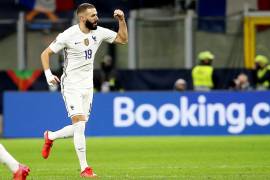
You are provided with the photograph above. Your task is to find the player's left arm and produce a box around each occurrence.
[113,9,128,44]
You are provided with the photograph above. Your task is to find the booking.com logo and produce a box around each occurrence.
[113,95,270,134]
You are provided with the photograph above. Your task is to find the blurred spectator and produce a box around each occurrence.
[191,51,217,91]
[254,55,270,90]
[229,73,252,91]
[26,0,59,22]
[95,55,123,92]
[174,78,186,91]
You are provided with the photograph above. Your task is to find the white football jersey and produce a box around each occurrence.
[49,24,117,89]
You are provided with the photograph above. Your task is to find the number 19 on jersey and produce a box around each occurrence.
[84,49,92,60]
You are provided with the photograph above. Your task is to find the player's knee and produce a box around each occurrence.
[71,114,87,124]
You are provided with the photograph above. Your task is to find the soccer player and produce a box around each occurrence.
[40,3,128,178]
[0,143,30,180]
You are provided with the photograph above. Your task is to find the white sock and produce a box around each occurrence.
[0,144,19,173]
[48,125,74,140]
[73,121,88,171]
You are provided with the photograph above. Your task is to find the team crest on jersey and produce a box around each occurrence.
[84,38,89,46]
[92,36,96,42]
[70,105,74,110]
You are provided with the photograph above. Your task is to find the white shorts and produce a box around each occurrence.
[61,87,93,119]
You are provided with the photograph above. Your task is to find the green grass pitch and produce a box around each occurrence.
[0,136,270,179]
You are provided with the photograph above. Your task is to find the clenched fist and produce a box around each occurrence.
[113,9,125,21]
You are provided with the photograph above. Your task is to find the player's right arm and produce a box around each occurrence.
[41,47,60,86]
[41,32,67,86]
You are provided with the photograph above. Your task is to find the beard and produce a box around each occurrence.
[85,20,97,30]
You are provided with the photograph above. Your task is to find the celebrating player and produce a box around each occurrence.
[0,143,30,180]
[40,3,128,178]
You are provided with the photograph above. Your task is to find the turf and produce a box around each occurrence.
[0,136,270,179]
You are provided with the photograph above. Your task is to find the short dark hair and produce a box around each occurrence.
[76,3,95,15]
